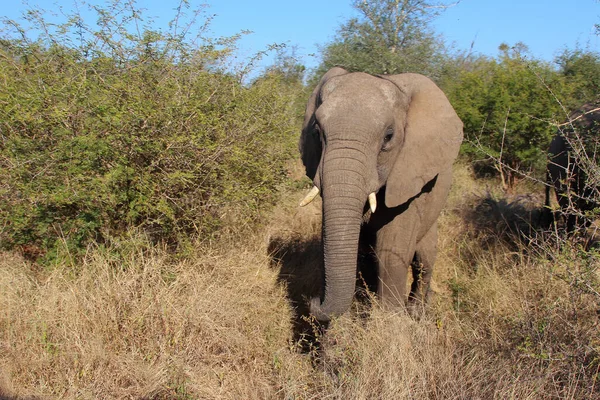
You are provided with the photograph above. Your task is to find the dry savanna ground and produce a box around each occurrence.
[1,162,599,399]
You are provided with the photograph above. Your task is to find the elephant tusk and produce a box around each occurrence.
[299,186,320,207]
[368,192,377,213]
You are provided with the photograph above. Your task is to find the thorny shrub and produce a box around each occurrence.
[0,1,302,263]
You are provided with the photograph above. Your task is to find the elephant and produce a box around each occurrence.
[298,67,463,322]
[546,102,600,233]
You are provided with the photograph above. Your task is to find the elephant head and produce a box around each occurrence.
[299,67,463,322]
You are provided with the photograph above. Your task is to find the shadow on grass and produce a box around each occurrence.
[268,232,378,353]
[462,190,600,252]
[268,234,324,352]
[461,191,552,249]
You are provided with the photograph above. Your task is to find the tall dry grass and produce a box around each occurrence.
[1,162,598,399]
[0,239,297,398]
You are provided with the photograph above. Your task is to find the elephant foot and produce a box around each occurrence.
[407,290,434,320]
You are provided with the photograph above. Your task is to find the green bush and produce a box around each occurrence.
[0,2,301,263]
[556,48,600,106]
[443,44,569,187]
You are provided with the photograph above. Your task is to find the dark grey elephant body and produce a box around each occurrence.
[299,68,463,322]
[547,102,600,232]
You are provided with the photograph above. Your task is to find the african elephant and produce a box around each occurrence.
[299,67,463,322]
[546,102,600,232]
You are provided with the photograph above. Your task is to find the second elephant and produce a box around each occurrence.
[547,102,600,232]
[299,67,463,322]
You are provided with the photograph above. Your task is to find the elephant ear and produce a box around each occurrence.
[299,67,349,180]
[383,73,463,208]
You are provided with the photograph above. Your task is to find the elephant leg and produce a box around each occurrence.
[374,210,419,308]
[408,222,437,308]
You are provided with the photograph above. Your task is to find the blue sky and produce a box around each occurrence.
[3,0,599,73]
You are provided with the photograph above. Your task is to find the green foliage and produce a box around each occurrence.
[0,2,302,263]
[444,44,569,185]
[315,0,451,79]
[444,44,600,187]
[555,48,600,105]
[259,47,310,126]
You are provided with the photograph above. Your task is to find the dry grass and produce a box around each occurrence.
[0,236,302,399]
[1,162,599,399]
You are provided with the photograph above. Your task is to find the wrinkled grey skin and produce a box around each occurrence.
[299,67,463,322]
[546,102,600,232]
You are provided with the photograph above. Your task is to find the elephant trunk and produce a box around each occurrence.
[310,144,369,322]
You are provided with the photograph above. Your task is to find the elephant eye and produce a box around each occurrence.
[381,128,394,152]
[383,129,394,143]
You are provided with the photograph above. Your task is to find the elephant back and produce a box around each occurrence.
[554,103,600,167]
[569,102,600,132]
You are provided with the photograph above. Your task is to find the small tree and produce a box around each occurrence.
[315,0,456,80]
